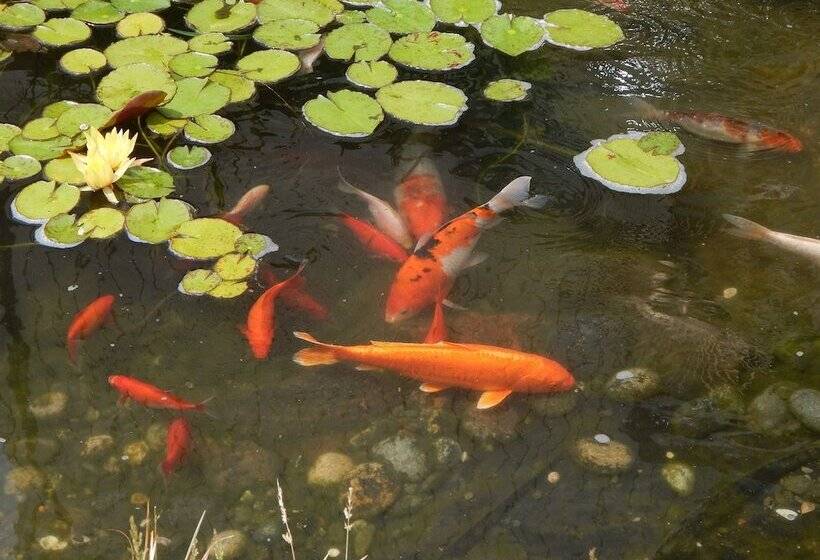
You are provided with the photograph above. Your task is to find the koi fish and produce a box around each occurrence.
[259,263,329,321]
[292,332,575,409]
[423,299,447,344]
[394,158,447,241]
[339,214,409,263]
[723,214,820,264]
[108,375,206,411]
[241,262,306,359]
[298,37,325,74]
[337,174,413,248]
[162,417,192,477]
[221,184,270,225]
[596,0,629,12]
[385,176,546,323]
[66,294,116,363]
[632,99,802,152]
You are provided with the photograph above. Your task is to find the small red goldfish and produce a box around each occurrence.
[337,174,413,248]
[423,298,447,344]
[385,176,546,323]
[66,294,116,363]
[108,375,206,411]
[241,262,306,359]
[162,417,192,477]
[259,263,328,320]
[221,184,270,225]
[394,158,447,241]
[293,332,574,409]
[339,214,409,263]
[596,0,629,12]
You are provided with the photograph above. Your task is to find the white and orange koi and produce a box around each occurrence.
[724,214,820,264]
[337,174,413,248]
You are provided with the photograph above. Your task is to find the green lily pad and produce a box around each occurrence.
[346,60,397,89]
[479,14,545,56]
[71,0,125,25]
[96,62,177,109]
[235,49,300,83]
[185,0,256,33]
[483,78,531,102]
[376,80,467,126]
[0,49,9,63]
[1,154,42,180]
[11,180,81,224]
[9,134,73,160]
[169,51,218,78]
[366,0,435,34]
[637,131,681,156]
[340,0,377,5]
[0,3,46,31]
[337,9,367,24]
[42,100,78,119]
[125,197,194,243]
[22,117,60,140]
[208,279,248,298]
[32,17,91,47]
[59,47,107,75]
[43,156,84,183]
[167,145,211,170]
[111,0,170,13]
[104,34,187,68]
[158,77,230,118]
[303,89,384,138]
[324,23,391,62]
[169,217,243,260]
[389,31,474,71]
[253,19,321,51]
[544,9,624,51]
[56,103,112,135]
[188,31,231,55]
[76,207,125,239]
[428,0,497,27]
[116,11,165,37]
[178,268,221,295]
[257,0,339,27]
[234,232,278,258]
[209,69,256,104]
[183,114,235,144]
[31,0,85,11]
[115,166,172,198]
[0,123,21,153]
[145,110,186,136]
[214,252,256,280]
[35,213,88,248]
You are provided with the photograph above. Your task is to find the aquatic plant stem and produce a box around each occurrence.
[276,479,297,560]
[477,115,530,186]
[137,116,163,165]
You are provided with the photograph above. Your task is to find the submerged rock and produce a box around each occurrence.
[671,397,733,438]
[748,385,800,434]
[4,465,45,495]
[788,388,820,433]
[145,422,167,451]
[203,439,280,491]
[38,535,68,551]
[208,530,248,560]
[372,434,428,481]
[350,520,375,558]
[661,462,696,496]
[7,438,60,464]
[432,437,462,467]
[81,435,114,457]
[461,405,522,442]
[344,462,399,518]
[605,367,661,402]
[528,391,578,416]
[28,391,68,419]
[122,441,149,466]
[307,452,355,487]
[573,436,634,474]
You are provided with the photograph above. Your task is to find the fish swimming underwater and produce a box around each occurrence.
[385,176,547,323]
[259,263,328,321]
[723,214,820,264]
[337,174,413,248]
[108,375,206,411]
[66,294,116,363]
[292,332,575,409]
[162,417,192,477]
[394,158,447,241]
[339,213,409,263]
[595,0,629,12]
[423,298,447,344]
[221,184,270,225]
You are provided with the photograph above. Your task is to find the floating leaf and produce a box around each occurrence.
[428,0,497,27]
[76,207,125,239]
[178,268,221,295]
[337,9,367,24]
[169,51,218,78]
[167,145,211,170]
[71,0,125,25]
[209,70,256,104]
[188,32,232,55]
[1,154,42,180]
[56,103,112,136]
[31,0,85,11]
[303,89,384,138]
[145,110,186,136]
[324,23,391,62]
[59,47,107,75]
[157,77,230,118]
[340,0,377,6]
[235,232,278,258]
[104,34,187,68]
[253,18,321,51]
[116,166,174,198]
[544,9,624,51]
[43,156,83,183]
[257,0,340,27]
[346,60,397,89]
[22,117,60,140]
[183,114,235,144]
[125,198,194,243]
[0,123,21,153]
[185,0,256,33]
[9,134,73,160]
[0,3,46,31]
[111,0,170,13]
[637,131,680,156]
[366,0,435,34]
[483,78,531,102]
[389,31,474,71]
[96,62,177,109]
[116,11,165,37]
[32,17,91,47]
[479,14,545,56]
[214,252,256,280]
[169,217,243,260]
[376,80,467,125]
[11,180,81,224]
[235,49,300,83]
[35,213,87,248]
[208,279,248,298]
[42,100,78,119]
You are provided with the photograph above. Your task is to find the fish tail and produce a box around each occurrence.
[67,337,78,364]
[629,97,665,120]
[486,176,546,213]
[336,168,366,198]
[195,395,215,412]
[723,214,771,240]
[292,331,339,366]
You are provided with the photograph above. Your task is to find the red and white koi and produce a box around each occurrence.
[339,214,409,263]
[66,294,116,363]
[394,158,448,241]
[162,417,192,477]
[220,184,270,226]
[724,214,820,264]
[337,175,413,248]
[108,375,206,411]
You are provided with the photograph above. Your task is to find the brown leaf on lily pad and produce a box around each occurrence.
[102,91,168,129]
[0,32,44,53]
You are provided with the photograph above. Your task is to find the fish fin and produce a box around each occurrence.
[413,232,433,252]
[464,252,488,269]
[629,97,665,120]
[336,168,365,197]
[722,214,770,241]
[486,176,534,214]
[237,323,248,337]
[66,338,78,364]
[355,364,382,371]
[420,383,449,393]
[442,299,467,311]
[293,348,338,366]
[521,194,550,209]
[476,389,513,409]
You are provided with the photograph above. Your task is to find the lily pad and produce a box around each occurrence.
[22,117,60,140]
[0,123,21,153]
[31,0,85,11]
[169,51,218,78]
[340,0,378,5]
[71,0,125,25]
[59,47,107,75]
[208,279,248,298]
[96,62,177,109]
[389,31,474,71]
[11,180,81,224]
[235,49,300,83]
[346,60,397,89]
[337,9,367,24]
[214,252,256,280]
[1,154,42,180]
[188,32,232,55]
[157,77,230,118]
[253,19,321,51]
[76,207,125,239]
[366,0,435,34]
[183,114,235,144]
[0,3,46,31]
[145,111,186,136]
[116,166,174,198]
[178,268,221,295]
[185,0,256,33]
[56,103,112,136]
[428,0,497,27]
[376,80,467,126]
[167,145,211,170]
[544,9,624,51]
[234,232,278,258]
[257,0,340,27]
[42,101,79,119]
[303,89,384,138]
[111,0,170,13]
[483,78,531,102]
[43,156,84,183]
[324,22,391,62]
[9,134,73,160]
[479,14,545,56]
[35,213,87,248]
[116,11,165,37]
[637,131,681,155]
[169,217,243,260]
[209,70,256,104]
[125,198,194,243]
[32,18,91,47]
[104,34,187,68]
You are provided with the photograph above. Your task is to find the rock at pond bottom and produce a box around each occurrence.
[4,466,45,496]
[432,437,462,467]
[28,391,68,419]
[461,405,522,442]
[788,389,820,433]
[661,461,695,496]
[372,434,428,481]
[208,530,248,560]
[605,367,661,402]
[528,391,578,417]
[38,535,68,551]
[573,437,634,474]
[747,385,800,434]
[350,519,375,558]
[344,462,399,518]
[308,452,355,487]
[81,434,114,456]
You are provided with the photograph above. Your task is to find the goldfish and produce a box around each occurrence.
[108,375,206,411]
[394,158,447,241]
[292,332,575,409]
[385,176,546,323]
[337,174,413,248]
[723,214,820,264]
[241,262,306,359]
[221,184,270,225]
[339,214,409,263]
[259,263,328,320]
[162,417,192,477]
[632,99,802,152]
[423,298,447,343]
[596,0,629,12]
[66,294,116,363]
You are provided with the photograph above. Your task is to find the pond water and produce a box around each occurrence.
[1,0,818,559]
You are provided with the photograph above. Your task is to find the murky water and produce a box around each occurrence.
[1,0,818,559]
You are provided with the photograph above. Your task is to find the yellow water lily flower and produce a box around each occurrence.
[69,127,151,204]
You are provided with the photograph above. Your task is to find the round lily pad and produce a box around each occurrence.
[76,207,125,239]
[428,0,497,27]
[209,70,256,104]
[253,19,321,51]
[158,77,230,118]
[35,213,88,249]
[0,3,46,31]
[235,49,300,83]
[22,117,60,140]
[637,131,681,155]
[0,123,22,153]
[43,156,84,183]
[257,0,339,27]
[214,252,256,281]
[169,51,218,78]
[59,47,107,75]
[42,100,79,119]
[376,80,467,126]
[346,60,397,89]
[188,32,231,55]
[96,63,177,109]
[366,0,435,34]
[337,9,367,24]
[169,217,243,260]
[33,17,91,47]
[340,0,377,6]
[324,23,391,62]
[178,268,221,295]
[111,0,170,13]
[303,89,384,138]
[31,0,84,11]
[234,232,278,258]
[208,279,248,299]
[483,78,531,102]
[11,180,81,224]
[71,0,125,25]
[125,198,193,243]
[145,110,186,136]
[116,166,173,198]
[389,31,474,71]
[104,34,187,68]
[116,11,165,37]
[544,9,624,51]
[56,103,112,136]
[9,134,73,160]
[1,154,42,180]
[479,14,546,56]
[167,145,211,170]
[185,0,256,33]
[183,114,235,144]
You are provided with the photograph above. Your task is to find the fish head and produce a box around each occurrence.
[107,374,124,388]
[385,259,447,323]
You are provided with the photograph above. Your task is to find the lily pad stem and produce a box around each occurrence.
[160,130,182,171]
[137,116,163,167]
[478,115,530,187]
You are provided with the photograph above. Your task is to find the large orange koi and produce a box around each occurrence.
[394,158,447,241]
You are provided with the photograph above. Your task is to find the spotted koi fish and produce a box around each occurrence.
[394,158,447,241]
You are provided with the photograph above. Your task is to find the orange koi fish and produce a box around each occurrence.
[339,214,409,263]
[259,263,329,321]
[66,294,116,363]
[108,375,206,411]
[423,299,447,344]
[221,184,270,225]
[292,332,575,409]
[394,158,447,241]
[596,0,629,12]
[241,262,306,359]
[162,417,192,477]
[385,176,546,323]
[337,175,413,248]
